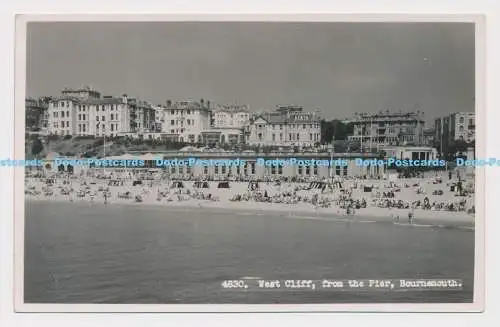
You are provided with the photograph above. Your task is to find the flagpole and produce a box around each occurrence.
[330,136,335,184]
[369,116,373,153]
[103,123,106,175]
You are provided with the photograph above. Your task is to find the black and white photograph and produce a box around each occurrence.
[15,15,483,311]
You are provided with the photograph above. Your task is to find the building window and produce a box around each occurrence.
[297,133,300,141]
[236,166,241,175]
[280,125,283,130]
[310,133,313,141]
[459,117,464,124]
[179,166,183,174]
[111,114,114,120]
[214,166,219,174]
[96,116,99,121]
[306,166,310,175]
[313,166,318,175]
[298,166,303,175]
[289,133,292,141]
[102,116,105,121]
[251,162,256,174]
[303,124,306,129]
[83,125,86,132]
[278,166,283,175]
[61,111,65,118]
[204,166,208,174]
[336,166,341,175]
[272,134,276,141]
[171,120,175,125]
[343,166,348,176]
[111,124,114,131]
[221,166,226,174]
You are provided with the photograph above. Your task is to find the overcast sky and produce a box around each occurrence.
[25,22,475,121]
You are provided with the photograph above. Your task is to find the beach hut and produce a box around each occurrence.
[217,181,231,189]
[138,153,160,169]
[170,181,185,189]
[193,181,209,189]
[108,180,124,187]
[307,181,335,193]
[132,180,143,186]
[44,178,56,185]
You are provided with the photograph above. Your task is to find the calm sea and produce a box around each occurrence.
[24,200,474,304]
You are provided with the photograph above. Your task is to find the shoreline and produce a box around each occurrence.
[25,195,475,227]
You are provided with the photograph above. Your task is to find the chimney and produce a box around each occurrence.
[207,100,210,109]
[200,98,204,107]
[166,100,172,107]
[122,94,128,104]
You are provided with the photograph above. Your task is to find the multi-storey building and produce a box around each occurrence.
[348,111,426,149]
[247,105,321,147]
[160,99,212,143]
[450,112,475,142]
[212,104,250,129]
[434,112,475,156]
[197,104,251,145]
[46,86,156,137]
[422,127,436,146]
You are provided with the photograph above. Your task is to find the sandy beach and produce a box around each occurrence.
[24,171,475,227]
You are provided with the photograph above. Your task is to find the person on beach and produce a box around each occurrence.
[408,211,415,224]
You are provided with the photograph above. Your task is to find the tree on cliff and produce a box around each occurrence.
[31,137,44,157]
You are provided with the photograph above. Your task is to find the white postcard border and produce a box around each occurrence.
[13,13,486,313]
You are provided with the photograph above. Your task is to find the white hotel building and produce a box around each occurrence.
[247,105,321,147]
[159,99,212,143]
[348,111,426,148]
[201,104,250,145]
[46,87,157,137]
